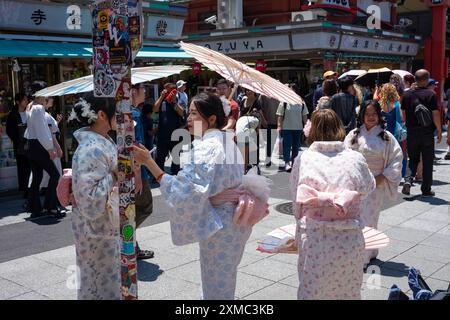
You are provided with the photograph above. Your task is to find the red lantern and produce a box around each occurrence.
[255,60,267,72]
[192,63,201,75]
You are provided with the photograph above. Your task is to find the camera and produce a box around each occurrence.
[204,15,217,25]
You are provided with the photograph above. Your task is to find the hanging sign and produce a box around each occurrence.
[192,63,201,75]
[255,60,267,72]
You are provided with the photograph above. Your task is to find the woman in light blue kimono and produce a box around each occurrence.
[133,92,269,300]
[69,96,122,300]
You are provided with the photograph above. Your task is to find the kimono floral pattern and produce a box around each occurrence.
[71,128,121,300]
[160,129,252,300]
[290,141,376,300]
[345,125,403,263]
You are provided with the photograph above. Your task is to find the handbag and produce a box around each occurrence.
[394,103,407,143]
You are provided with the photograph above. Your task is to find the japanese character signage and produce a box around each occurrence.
[31,9,46,25]
[255,60,267,73]
[91,0,143,300]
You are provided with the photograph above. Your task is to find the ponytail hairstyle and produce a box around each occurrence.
[351,100,390,145]
[68,92,116,129]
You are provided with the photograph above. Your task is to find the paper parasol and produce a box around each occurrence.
[257,224,389,254]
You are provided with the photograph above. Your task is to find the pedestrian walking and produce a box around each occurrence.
[313,71,337,109]
[401,69,442,197]
[24,85,61,218]
[378,83,408,177]
[290,108,375,300]
[131,83,154,260]
[345,100,403,266]
[328,76,358,134]
[276,84,308,172]
[133,92,269,300]
[316,79,337,110]
[6,93,30,205]
[216,79,240,131]
[259,95,279,167]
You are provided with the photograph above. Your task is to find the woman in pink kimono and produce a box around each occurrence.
[345,100,403,265]
[290,109,376,300]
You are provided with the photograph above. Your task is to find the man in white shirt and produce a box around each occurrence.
[176,80,188,115]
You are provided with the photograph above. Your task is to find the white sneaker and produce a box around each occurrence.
[285,163,292,172]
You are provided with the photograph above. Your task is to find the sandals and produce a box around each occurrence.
[137,249,154,260]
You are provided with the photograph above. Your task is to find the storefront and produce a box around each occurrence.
[0,0,191,191]
[184,21,420,95]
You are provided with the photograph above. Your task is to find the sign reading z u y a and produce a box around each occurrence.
[200,36,290,54]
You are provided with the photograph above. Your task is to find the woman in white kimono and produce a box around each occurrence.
[345,100,403,265]
[133,92,269,300]
[290,109,376,300]
[69,96,122,300]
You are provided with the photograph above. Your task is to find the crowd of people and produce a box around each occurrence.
[4,67,450,300]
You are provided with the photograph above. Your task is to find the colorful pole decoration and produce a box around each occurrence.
[90,0,143,300]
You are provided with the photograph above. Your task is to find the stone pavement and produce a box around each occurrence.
[1,148,449,300]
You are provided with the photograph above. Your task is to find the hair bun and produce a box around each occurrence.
[68,98,98,126]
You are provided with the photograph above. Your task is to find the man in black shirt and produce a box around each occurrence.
[401,69,442,197]
[328,76,358,134]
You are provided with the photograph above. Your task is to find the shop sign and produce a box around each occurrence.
[292,32,340,50]
[340,35,419,56]
[192,63,201,74]
[146,15,184,39]
[309,0,353,12]
[0,0,91,35]
[195,35,290,54]
[255,60,267,72]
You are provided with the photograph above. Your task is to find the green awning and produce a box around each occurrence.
[137,46,192,59]
[0,40,92,58]
[0,39,192,59]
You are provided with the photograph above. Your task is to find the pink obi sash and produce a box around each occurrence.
[56,169,76,208]
[210,188,269,227]
[296,184,360,221]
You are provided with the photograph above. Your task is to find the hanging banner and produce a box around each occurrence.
[255,60,267,72]
[91,0,143,300]
[192,62,201,75]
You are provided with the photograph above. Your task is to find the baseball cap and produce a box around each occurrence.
[176,80,187,89]
[428,79,438,86]
[323,71,337,79]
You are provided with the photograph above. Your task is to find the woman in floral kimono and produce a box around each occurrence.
[69,95,121,300]
[290,109,376,300]
[133,92,270,300]
[345,100,403,265]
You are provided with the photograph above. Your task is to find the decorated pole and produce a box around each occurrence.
[90,0,143,300]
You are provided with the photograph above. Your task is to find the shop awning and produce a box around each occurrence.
[137,46,192,59]
[0,40,92,58]
[0,39,192,59]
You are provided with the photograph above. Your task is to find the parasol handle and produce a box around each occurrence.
[228,70,245,101]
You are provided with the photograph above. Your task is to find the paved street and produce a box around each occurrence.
[0,141,449,300]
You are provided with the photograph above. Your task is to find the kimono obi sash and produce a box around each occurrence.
[296,184,361,221]
[209,187,269,227]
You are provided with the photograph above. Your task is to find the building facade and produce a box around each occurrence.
[0,0,190,191]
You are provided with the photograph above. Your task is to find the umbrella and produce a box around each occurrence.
[354,67,394,87]
[34,65,191,97]
[256,224,389,254]
[338,70,366,79]
[179,41,304,105]
[392,70,413,79]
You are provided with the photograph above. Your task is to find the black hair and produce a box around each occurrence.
[14,92,28,111]
[288,83,299,95]
[70,92,116,128]
[337,76,354,93]
[351,100,390,145]
[216,79,229,87]
[190,92,226,129]
[30,81,47,96]
[322,79,338,97]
